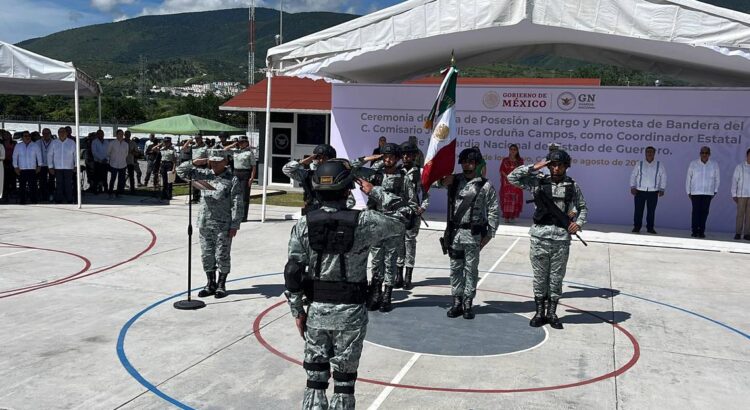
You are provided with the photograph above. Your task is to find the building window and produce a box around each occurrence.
[297,114,326,145]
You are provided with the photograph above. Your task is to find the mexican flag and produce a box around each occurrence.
[421,64,458,193]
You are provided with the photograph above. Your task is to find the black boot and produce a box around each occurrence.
[197,272,216,297]
[462,298,475,319]
[446,296,463,318]
[366,279,383,311]
[403,267,413,290]
[214,273,229,299]
[379,285,393,312]
[529,296,546,327]
[394,266,404,289]
[546,298,563,329]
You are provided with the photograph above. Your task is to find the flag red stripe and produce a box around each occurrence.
[421,139,456,193]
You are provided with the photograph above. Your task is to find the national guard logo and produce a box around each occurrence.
[434,123,450,140]
[320,176,333,184]
[483,91,500,109]
[557,92,576,111]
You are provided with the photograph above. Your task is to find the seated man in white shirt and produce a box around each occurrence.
[629,146,667,234]
[48,127,78,204]
[686,146,720,238]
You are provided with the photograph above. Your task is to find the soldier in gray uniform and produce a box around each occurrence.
[434,148,499,319]
[150,137,177,200]
[226,136,256,222]
[508,149,588,329]
[283,144,355,214]
[397,141,429,290]
[352,143,417,312]
[177,149,243,299]
[284,159,403,410]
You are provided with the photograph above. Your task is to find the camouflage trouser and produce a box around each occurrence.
[449,234,481,299]
[529,236,570,300]
[303,326,366,410]
[199,226,232,274]
[397,223,420,268]
[371,224,404,286]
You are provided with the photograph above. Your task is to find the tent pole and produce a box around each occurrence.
[74,78,82,209]
[261,71,273,223]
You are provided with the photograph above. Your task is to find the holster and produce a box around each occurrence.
[439,236,448,255]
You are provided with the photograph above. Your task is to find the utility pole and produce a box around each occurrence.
[248,1,256,132]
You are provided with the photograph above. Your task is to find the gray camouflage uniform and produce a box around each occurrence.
[398,165,429,268]
[286,187,403,410]
[507,164,588,300]
[231,147,256,221]
[352,159,417,287]
[434,174,499,299]
[176,161,243,276]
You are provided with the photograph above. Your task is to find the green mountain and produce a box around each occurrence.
[18,7,357,89]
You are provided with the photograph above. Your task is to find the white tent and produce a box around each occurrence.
[256,0,750,221]
[267,0,750,85]
[0,40,102,208]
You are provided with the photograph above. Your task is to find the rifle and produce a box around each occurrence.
[440,177,460,255]
[533,190,588,246]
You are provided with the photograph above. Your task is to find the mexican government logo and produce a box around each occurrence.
[557,92,577,111]
[483,91,501,109]
[274,133,289,150]
[434,123,450,140]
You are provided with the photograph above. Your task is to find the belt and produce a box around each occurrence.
[458,223,473,229]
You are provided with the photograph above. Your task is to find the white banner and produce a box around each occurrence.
[331,84,750,232]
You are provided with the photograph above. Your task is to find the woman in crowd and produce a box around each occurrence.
[499,144,525,223]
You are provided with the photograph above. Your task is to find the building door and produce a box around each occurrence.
[270,125,293,185]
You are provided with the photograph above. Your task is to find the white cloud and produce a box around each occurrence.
[0,0,105,43]
[90,0,136,13]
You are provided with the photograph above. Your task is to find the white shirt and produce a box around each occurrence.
[48,138,77,170]
[630,160,666,192]
[686,159,720,195]
[731,162,750,198]
[12,141,42,170]
[37,139,53,167]
[107,139,130,169]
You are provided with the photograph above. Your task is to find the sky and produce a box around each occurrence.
[0,0,403,44]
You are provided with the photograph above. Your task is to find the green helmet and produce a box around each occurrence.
[400,141,419,154]
[380,143,401,157]
[458,147,482,164]
[312,159,355,191]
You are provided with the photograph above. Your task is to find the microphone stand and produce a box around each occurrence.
[174,175,206,310]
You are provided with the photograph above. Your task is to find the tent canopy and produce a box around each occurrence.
[128,114,244,135]
[267,0,750,85]
[0,40,101,96]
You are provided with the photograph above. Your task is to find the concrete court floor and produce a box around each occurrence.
[0,195,749,410]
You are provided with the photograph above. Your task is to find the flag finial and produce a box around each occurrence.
[450,50,456,66]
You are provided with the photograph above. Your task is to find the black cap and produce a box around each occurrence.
[380,143,401,156]
[312,144,336,159]
[400,141,419,154]
[458,147,482,164]
[312,159,355,191]
[546,149,572,166]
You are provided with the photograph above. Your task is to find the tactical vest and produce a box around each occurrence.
[305,208,366,304]
[532,176,576,227]
[366,169,405,210]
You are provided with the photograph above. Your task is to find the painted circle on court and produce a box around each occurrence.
[254,286,641,393]
[365,299,547,357]
[0,243,92,297]
[118,268,750,408]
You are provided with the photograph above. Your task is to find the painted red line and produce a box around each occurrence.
[0,244,92,295]
[253,287,640,393]
[0,209,157,299]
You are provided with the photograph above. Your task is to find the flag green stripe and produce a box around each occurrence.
[437,68,458,117]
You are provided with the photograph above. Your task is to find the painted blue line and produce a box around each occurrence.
[116,272,282,409]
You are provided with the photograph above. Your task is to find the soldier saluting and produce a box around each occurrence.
[283,144,355,214]
[508,149,588,329]
[434,147,499,320]
[176,149,243,299]
[283,159,404,410]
